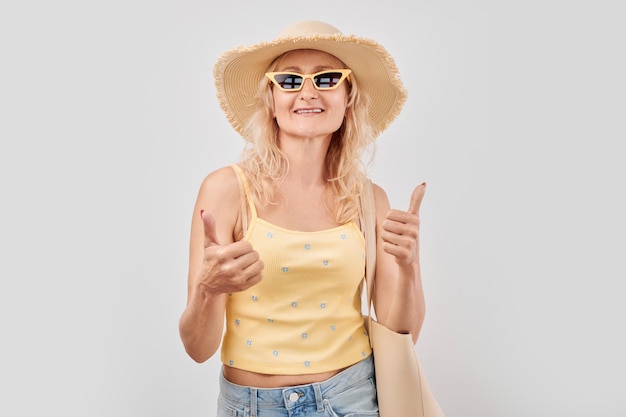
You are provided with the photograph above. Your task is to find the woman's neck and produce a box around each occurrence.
[278,134,331,186]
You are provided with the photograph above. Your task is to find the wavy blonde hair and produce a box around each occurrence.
[239,52,376,224]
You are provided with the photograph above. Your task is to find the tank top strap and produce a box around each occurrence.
[229,164,257,234]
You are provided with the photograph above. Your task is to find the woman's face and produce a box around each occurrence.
[271,49,349,142]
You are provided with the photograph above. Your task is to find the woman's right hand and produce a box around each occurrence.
[180,167,260,362]
[197,210,264,296]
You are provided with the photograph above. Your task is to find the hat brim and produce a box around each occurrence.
[214,33,407,141]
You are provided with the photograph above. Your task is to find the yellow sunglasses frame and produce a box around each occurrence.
[265,69,352,91]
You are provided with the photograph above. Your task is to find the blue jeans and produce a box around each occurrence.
[216,355,379,417]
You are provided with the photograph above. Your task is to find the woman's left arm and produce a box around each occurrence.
[372,182,427,343]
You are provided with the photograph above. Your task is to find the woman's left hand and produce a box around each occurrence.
[380,183,426,266]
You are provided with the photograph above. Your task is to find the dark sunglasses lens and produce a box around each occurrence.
[314,72,344,89]
[273,73,303,90]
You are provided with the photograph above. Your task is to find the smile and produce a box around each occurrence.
[295,109,323,114]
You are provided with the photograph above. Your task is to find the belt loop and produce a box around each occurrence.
[313,383,324,412]
[250,387,258,417]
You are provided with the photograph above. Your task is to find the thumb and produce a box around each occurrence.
[201,210,220,248]
[407,182,426,215]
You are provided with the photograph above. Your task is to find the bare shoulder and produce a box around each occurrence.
[370,181,391,214]
[197,165,240,201]
[193,165,243,238]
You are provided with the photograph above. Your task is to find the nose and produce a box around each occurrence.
[299,78,318,99]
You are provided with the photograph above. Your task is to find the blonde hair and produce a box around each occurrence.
[239,53,376,224]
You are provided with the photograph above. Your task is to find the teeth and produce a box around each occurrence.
[296,109,322,114]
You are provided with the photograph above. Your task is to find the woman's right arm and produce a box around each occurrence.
[178,167,264,363]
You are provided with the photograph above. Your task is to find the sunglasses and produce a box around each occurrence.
[265,69,352,92]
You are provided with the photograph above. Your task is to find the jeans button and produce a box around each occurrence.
[288,392,299,402]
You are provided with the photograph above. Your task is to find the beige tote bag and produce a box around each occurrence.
[360,178,445,417]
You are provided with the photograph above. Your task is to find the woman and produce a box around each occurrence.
[179,20,426,417]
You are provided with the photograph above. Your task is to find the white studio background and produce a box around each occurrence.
[0,0,624,416]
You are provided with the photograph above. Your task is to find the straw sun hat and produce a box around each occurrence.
[214,20,407,141]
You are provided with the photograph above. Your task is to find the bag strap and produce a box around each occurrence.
[359,177,377,320]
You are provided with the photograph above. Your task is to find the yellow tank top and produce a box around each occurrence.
[221,165,372,374]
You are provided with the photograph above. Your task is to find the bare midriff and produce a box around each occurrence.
[222,366,348,388]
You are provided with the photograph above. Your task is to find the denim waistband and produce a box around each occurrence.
[219,355,374,413]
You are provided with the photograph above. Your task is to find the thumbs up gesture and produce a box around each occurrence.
[197,211,264,295]
[381,183,426,266]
